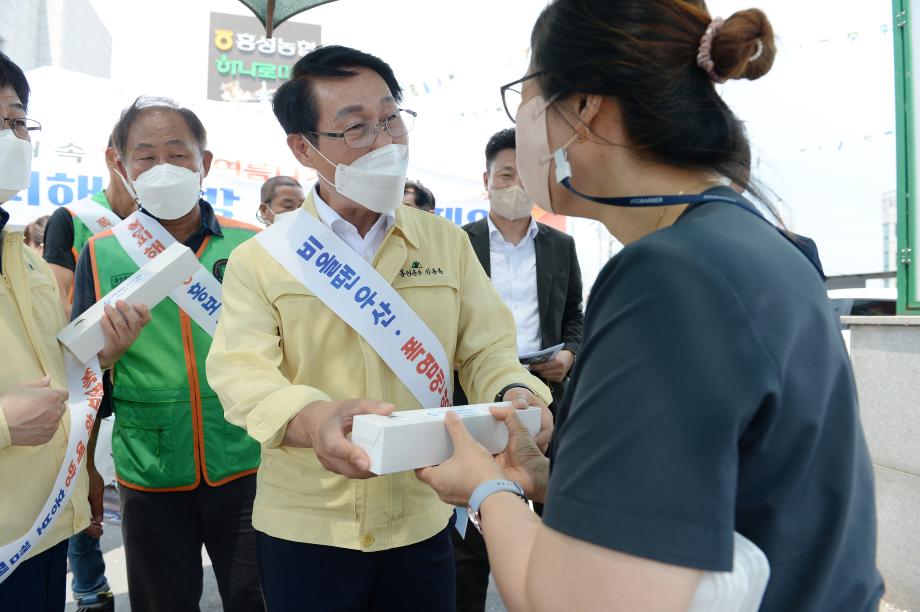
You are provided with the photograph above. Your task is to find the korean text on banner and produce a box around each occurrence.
[256,210,451,408]
[0,354,103,584]
[111,211,223,336]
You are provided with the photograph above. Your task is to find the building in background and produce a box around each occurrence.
[882,190,897,287]
[0,0,111,78]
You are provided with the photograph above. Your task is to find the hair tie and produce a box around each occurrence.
[696,17,725,83]
[749,39,764,62]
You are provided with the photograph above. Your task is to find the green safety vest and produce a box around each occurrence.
[88,215,261,491]
[68,191,112,263]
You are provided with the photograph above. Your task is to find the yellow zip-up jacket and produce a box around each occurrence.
[206,195,551,552]
[0,227,89,560]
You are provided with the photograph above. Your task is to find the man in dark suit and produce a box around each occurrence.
[452,128,584,612]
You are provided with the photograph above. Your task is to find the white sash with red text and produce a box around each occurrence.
[66,196,121,235]
[256,210,451,408]
[0,354,103,584]
[110,211,222,336]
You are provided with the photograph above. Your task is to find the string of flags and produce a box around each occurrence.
[399,24,896,119]
[406,75,455,98]
[798,22,894,48]
[794,130,895,154]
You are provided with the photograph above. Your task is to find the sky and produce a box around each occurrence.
[81,0,896,282]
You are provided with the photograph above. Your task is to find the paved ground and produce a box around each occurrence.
[65,526,508,611]
[65,529,914,612]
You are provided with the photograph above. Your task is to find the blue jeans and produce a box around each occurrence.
[67,532,109,600]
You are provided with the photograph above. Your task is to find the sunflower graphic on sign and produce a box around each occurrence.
[214,29,233,51]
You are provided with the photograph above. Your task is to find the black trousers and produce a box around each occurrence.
[119,474,263,612]
[452,524,490,612]
[0,538,67,612]
[256,525,456,612]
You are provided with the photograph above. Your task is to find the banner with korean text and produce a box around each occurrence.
[0,355,103,585]
[6,66,567,235]
[111,212,224,335]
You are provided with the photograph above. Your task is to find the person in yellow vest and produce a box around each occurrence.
[44,135,136,319]
[206,45,553,612]
[70,96,264,612]
[0,52,149,612]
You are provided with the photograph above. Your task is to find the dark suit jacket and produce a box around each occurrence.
[455,217,584,407]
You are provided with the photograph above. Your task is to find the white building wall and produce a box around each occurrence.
[0,0,110,78]
[0,0,42,70]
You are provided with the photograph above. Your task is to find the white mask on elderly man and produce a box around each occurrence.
[120,163,201,220]
[272,210,295,224]
[0,129,33,203]
[489,184,534,221]
[305,137,409,215]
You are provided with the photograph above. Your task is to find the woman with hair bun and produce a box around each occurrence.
[418,1,884,611]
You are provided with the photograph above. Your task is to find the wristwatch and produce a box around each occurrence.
[467,479,528,534]
[495,383,532,404]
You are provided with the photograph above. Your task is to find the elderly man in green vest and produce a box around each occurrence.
[70,97,264,612]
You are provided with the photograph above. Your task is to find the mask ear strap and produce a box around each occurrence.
[256,203,269,225]
[314,169,337,190]
[116,169,140,203]
[301,134,338,189]
[552,132,580,185]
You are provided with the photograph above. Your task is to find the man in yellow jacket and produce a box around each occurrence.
[0,52,148,611]
[206,45,552,611]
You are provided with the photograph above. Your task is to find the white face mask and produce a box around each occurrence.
[256,204,300,227]
[272,210,295,225]
[121,163,201,220]
[305,137,409,214]
[260,208,295,226]
[0,129,33,203]
[489,184,533,221]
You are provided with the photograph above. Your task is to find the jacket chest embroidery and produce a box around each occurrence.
[399,261,444,278]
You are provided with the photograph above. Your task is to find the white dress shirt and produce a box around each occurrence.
[313,184,396,263]
[487,215,542,356]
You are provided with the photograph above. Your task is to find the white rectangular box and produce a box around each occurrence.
[57,242,200,363]
[352,402,542,475]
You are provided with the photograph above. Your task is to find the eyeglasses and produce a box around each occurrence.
[500,72,543,123]
[2,116,41,141]
[308,109,417,149]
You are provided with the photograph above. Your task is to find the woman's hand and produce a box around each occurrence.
[416,411,505,506]
[490,405,551,503]
[502,388,554,452]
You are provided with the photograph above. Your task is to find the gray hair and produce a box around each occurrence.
[112,96,207,159]
[261,176,302,203]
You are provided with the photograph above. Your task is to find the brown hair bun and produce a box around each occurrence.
[710,8,776,81]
